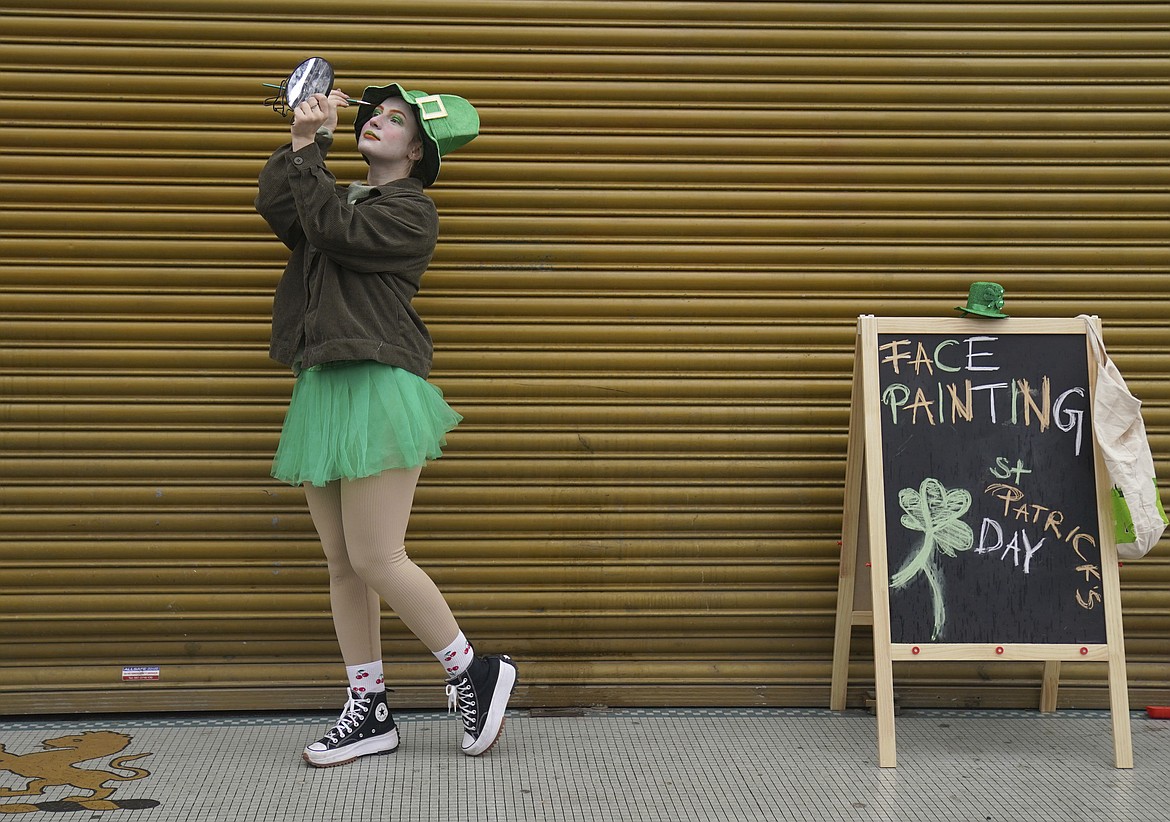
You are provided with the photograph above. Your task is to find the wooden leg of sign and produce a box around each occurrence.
[831,340,868,713]
[1039,660,1060,713]
[1088,353,1134,769]
[829,557,856,712]
[1108,646,1134,769]
[855,317,896,766]
[833,341,870,715]
[873,643,897,768]
[1098,530,1132,766]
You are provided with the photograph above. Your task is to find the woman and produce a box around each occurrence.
[255,82,517,767]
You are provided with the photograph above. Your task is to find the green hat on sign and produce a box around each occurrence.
[353,82,479,186]
[956,281,1009,319]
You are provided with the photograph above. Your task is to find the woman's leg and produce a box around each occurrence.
[303,481,381,666]
[338,467,461,652]
[301,480,398,768]
[337,467,518,758]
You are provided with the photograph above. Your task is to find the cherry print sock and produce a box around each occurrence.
[346,660,385,695]
[435,632,474,679]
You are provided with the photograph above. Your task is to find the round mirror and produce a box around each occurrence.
[262,57,335,116]
[285,57,334,108]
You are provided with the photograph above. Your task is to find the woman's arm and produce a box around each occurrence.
[286,152,437,274]
[256,142,311,250]
[255,90,348,249]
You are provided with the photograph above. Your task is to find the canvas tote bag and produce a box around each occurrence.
[1079,315,1168,559]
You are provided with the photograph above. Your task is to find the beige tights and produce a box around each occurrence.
[303,467,460,666]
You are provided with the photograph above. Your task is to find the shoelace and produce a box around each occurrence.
[324,694,371,743]
[446,678,478,733]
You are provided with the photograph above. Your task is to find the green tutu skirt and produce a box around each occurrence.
[271,361,462,487]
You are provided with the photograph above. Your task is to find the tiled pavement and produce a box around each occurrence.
[1,707,1167,821]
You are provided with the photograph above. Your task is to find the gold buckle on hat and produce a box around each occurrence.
[415,95,448,120]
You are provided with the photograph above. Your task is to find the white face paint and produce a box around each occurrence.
[358,97,423,172]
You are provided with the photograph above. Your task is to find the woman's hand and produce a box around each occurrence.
[323,89,351,131]
[290,90,350,150]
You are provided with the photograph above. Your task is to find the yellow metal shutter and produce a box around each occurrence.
[1,2,1167,714]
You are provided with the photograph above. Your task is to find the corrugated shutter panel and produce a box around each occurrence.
[1,2,1167,714]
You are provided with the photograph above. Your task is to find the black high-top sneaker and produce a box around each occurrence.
[303,688,399,767]
[445,654,518,756]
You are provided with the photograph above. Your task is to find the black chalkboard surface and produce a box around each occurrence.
[875,331,1107,645]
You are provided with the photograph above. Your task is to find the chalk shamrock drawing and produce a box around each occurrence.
[890,478,974,640]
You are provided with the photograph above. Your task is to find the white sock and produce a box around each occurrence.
[435,632,474,679]
[346,660,385,695]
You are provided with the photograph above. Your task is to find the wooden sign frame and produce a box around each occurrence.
[830,315,1133,769]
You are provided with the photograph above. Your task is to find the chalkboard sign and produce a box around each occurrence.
[830,316,1132,770]
[875,331,1106,645]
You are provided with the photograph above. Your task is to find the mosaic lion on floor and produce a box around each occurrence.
[0,732,152,802]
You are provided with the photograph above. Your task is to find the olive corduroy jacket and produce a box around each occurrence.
[255,133,439,378]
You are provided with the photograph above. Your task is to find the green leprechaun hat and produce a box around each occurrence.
[354,82,480,187]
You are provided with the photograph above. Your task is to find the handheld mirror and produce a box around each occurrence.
[263,57,365,115]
